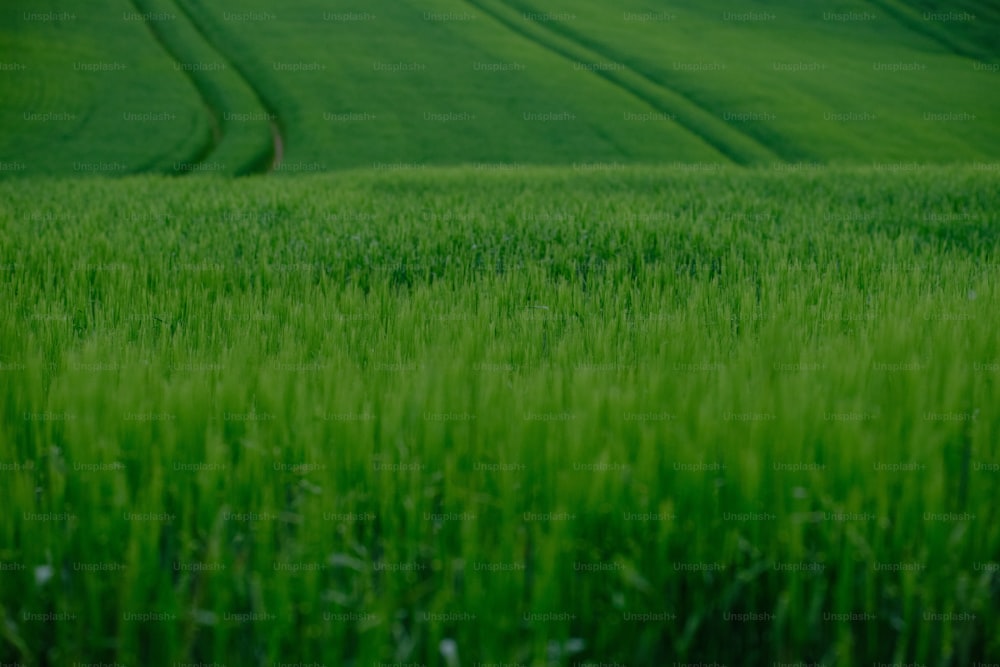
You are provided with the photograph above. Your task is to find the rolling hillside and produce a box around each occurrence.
[1,0,998,175]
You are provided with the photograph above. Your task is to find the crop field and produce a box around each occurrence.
[1,1,999,666]
[3,167,998,666]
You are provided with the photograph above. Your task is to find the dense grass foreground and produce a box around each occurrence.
[0,166,998,665]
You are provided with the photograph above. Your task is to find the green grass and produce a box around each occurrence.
[1,166,997,665]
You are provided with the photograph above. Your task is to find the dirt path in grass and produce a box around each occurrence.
[269,119,284,172]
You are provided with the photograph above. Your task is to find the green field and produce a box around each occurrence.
[1,1,999,666]
[2,167,998,665]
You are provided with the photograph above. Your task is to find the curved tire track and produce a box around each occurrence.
[467,0,781,166]
[128,0,219,173]
[866,0,997,64]
[171,0,285,173]
[130,0,283,174]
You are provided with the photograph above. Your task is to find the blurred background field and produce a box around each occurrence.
[2,0,999,175]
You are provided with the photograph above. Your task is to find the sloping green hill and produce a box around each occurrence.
[2,0,997,175]
[174,0,730,171]
[170,0,1000,169]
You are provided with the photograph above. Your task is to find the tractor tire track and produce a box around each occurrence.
[466,0,781,166]
[131,0,283,174]
[128,0,219,173]
[171,0,285,173]
[495,0,789,163]
[866,0,997,64]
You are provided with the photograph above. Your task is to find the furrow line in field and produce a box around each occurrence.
[128,0,218,173]
[466,0,780,166]
[866,0,998,64]
[171,0,285,173]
